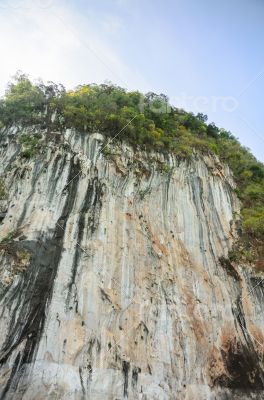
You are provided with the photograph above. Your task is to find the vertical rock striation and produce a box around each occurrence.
[0,128,263,399]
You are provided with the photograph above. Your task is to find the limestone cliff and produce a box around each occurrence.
[0,127,263,399]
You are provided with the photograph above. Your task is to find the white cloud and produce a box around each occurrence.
[0,0,150,94]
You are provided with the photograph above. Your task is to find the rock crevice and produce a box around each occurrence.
[0,128,263,399]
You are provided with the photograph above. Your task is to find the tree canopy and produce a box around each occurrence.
[0,73,263,263]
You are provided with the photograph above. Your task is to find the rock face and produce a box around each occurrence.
[0,128,264,399]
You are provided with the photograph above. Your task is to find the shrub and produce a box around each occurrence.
[0,74,263,263]
[0,178,7,200]
[242,207,264,237]
[19,133,40,158]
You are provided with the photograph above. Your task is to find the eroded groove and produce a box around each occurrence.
[0,158,81,399]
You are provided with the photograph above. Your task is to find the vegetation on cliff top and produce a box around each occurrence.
[0,73,263,264]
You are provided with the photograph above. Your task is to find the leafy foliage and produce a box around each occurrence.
[0,178,7,200]
[0,73,263,262]
[19,133,40,158]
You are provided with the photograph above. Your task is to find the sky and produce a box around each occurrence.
[0,0,263,161]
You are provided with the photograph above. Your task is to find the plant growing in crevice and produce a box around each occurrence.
[101,145,114,159]
[0,74,263,267]
[138,186,152,200]
[0,178,7,200]
[19,133,40,158]
[156,162,173,174]
[0,229,19,244]
[0,244,31,286]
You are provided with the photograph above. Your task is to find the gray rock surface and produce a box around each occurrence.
[0,128,263,399]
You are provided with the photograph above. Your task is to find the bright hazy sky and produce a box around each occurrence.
[0,0,263,161]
